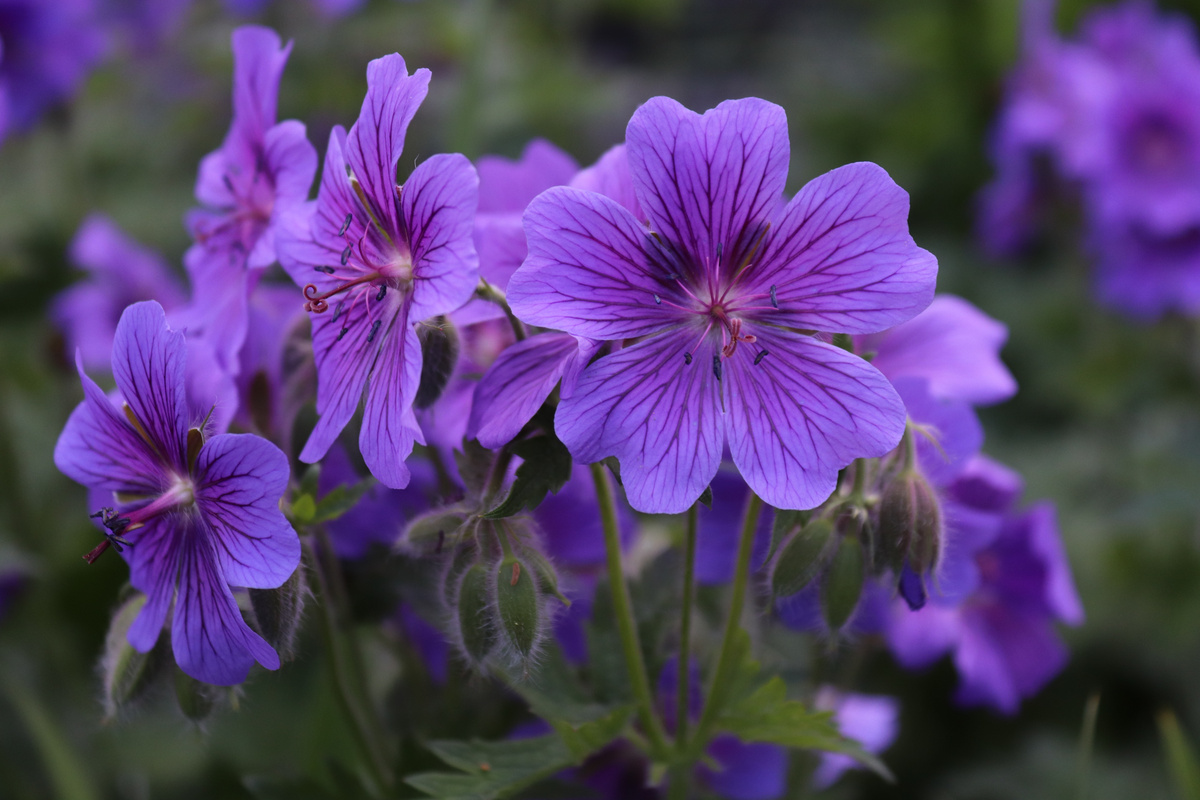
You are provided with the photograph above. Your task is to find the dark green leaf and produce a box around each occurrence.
[311,477,374,524]
[406,735,574,800]
[483,436,572,519]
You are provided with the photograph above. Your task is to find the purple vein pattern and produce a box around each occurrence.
[54,301,299,685]
[508,96,937,513]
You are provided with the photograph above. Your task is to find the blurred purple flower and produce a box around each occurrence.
[54,301,299,685]
[812,688,899,789]
[279,53,478,489]
[509,96,936,513]
[51,214,187,372]
[224,0,365,19]
[1088,223,1200,319]
[0,0,106,144]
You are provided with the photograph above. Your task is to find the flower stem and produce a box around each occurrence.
[676,503,698,750]
[305,536,395,795]
[589,462,670,758]
[696,491,764,740]
[475,279,527,341]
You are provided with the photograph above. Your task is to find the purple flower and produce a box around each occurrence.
[54,301,300,685]
[0,0,106,144]
[885,457,1084,714]
[812,688,899,789]
[233,282,308,439]
[279,54,479,489]
[509,96,937,513]
[181,26,316,374]
[1088,222,1200,318]
[51,214,187,371]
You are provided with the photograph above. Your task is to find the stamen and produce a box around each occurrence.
[712,355,722,382]
[339,213,353,236]
[337,326,349,341]
[341,245,351,265]
[770,284,778,309]
[315,265,335,274]
[684,352,693,365]
[754,349,769,365]
[653,294,661,305]
[222,174,235,194]
[332,301,345,322]
[376,285,387,302]
[367,319,382,343]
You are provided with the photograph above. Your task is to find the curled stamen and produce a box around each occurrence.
[303,272,381,313]
[341,245,351,265]
[367,319,382,343]
[315,265,335,274]
[339,213,353,236]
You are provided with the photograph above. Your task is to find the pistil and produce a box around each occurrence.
[304,272,382,313]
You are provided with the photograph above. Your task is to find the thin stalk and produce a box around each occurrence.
[589,462,670,757]
[1076,692,1101,800]
[696,491,764,740]
[475,278,527,342]
[676,503,698,749]
[305,538,394,794]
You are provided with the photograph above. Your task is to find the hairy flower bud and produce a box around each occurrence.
[771,518,835,598]
[173,666,226,723]
[455,561,496,667]
[415,315,460,409]
[100,592,169,720]
[876,470,940,574]
[494,556,542,665]
[821,535,865,632]
[249,566,308,663]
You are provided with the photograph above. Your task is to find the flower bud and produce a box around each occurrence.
[876,470,940,575]
[455,561,496,667]
[494,556,542,664]
[821,535,864,632]
[401,506,469,554]
[100,593,169,720]
[518,545,570,607]
[770,518,835,598]
[173,666,226,723]
[415,315,460,409]
[249,566,307,663]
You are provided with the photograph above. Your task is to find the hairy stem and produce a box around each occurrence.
[589,462,670,757]
[677,503,699,749]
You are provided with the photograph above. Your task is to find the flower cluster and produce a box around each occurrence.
[48,22,1081,797]
[982,0,1200,318]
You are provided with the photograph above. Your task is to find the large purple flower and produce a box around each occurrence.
[54,301,300,686]
[279,54,479,489]
[181,25,316,374]
[509,97,937,513]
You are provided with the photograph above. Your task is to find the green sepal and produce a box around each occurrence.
[771,518,835,598]
[483,435,572,519]
[821,536,865,631]
[495,557,540,658]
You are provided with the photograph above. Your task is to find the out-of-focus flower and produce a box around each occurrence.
[812,688,899,789]
[54,301,299,685]
[279,53,478,489]
[510,96,936,513]
[0,0,107,144]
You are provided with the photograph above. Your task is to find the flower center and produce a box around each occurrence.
[84,475,196,564]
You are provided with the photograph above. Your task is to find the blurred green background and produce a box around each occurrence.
[3,0,1200,797]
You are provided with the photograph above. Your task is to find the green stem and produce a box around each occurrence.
[305,538,394,795]
[697,491,764,739]
[676,503,698,750]
[589,462,670,757]
[475,279,527,342]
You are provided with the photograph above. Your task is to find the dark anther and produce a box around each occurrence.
[376,285,387,302]
[332,301,345,322]
[315,265,335,274]
[337,326,349,341]
[770,284,778,309]
[339,213,353,236]
[303,284,329,313]
[653,294,661,305]
[367,319,382,343]
[684,352,693,365]
[85,508,134,563]
[754,349,769,365]
[712,355,723,382]
[341,244,351,265]
[716,241,723,267]
[222,174,235,194]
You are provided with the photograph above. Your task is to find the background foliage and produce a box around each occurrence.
[2,0,1200,797]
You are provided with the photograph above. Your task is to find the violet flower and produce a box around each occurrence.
[509,96,937,513]
[0,0,106,144]
[812,688,899,789]
[279,53,479,489]
[181,25,316,374]
[54,301,300,685]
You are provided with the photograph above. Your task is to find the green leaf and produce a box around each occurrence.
[767,507,807,565]
[717,677,893,782]
[406,735,574,800]
[290,493,316,525]
[311,477,374,524]
[483,436,572,519]
[1158,710,1200,800]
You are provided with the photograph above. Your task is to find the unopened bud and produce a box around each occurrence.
[494,556,541,662]
[401,506,469,553]
[876,470,939,575]
[821,535,864,632]
[100,593,169,720]
[249,567,307,663]
[771,519,834,598]
[456,562,496,666]
[415,316,460,409]
[442,539,479,609]
[173,667,224,723]
[519,545,570,607]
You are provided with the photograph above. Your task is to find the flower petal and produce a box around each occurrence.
[468,332,578,448]
[477,138,578,214]
[725,328,906,510]
[748,162,937,335]
[404,152,480,321]
[171,517,279,685]
[894,377,983,488]
[571,143,643,221]
[196,433,299,588]
[509,186,681,339]
[230,26,289,151]
[360,319,423,489]
[345,54,430,237]
[626,96,789,269]
[556,329,723,514]
[111,301,189,472]
[123,515,183,652]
